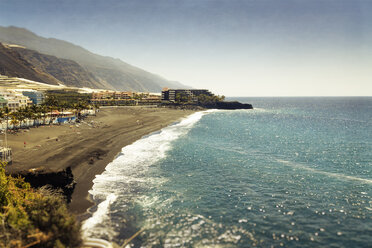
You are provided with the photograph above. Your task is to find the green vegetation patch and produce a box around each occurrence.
[0,162,82,248]
[45,90,91,105]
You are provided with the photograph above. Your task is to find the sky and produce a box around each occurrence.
[0,0,371,96]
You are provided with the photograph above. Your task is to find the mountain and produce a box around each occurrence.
[0,26,189,92]
[0,42,61,85]
[12,46,105,89]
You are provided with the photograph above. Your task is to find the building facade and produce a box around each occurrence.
[92,91,133,100]
[0,96,7,109]
[0,89,31,112]
[22,91,44,105]
[161,88,213,101]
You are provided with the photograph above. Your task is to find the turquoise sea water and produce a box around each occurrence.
[83,97,372,247]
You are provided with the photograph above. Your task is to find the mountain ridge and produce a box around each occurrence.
[0,26,189,92]
[0,42,62,85]
[12,46,107,89]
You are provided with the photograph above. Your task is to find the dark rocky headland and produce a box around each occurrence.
[11,167,76,203]
[161,101,253,110]
[200,101,253,110]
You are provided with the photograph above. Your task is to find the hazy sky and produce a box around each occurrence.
[1,0,371,96]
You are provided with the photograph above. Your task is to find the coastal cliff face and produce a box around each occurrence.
[12,167,76,203]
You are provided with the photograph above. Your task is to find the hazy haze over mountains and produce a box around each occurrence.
[0,26,188,92]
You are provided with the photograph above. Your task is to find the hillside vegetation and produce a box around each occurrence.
[0,162,82,248]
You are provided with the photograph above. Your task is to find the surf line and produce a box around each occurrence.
[82,110,215,237]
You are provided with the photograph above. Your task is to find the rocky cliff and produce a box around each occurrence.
[12,167,76,203]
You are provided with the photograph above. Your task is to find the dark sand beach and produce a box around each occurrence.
[5,106,195,215]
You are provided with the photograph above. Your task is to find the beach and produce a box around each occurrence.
[5,106,195,215]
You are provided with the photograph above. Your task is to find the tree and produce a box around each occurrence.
[175,92,191,103]
[197,94,225,105]
[0,162,82,247]
[3,107,10,133]
[30,104,41,126]
[40,105,48,125]
[44,96,60,124]
[16,107,30,129]
[10,113,20,130]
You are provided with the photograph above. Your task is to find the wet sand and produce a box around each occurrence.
[5,106,195,215]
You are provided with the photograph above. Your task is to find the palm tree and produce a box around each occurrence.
[10,113,19,130]
[22,106,33,128]
[3,107,10,141]
[18,110,26,129]
[30,104,40,126]
[0,108,9,155]
[44,96,59,124]
[0,108,4,138]
[16,107,26,129]
[0,108,4,123]
[58,101,70,124]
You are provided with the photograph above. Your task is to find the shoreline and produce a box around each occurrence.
[5,106,196,216]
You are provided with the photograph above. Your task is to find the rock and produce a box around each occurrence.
[12,167,76,203]
[201,101,253,110]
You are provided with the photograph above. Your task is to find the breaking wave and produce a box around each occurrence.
[82,110,213,238]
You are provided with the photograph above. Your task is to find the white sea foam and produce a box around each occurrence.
[82,110,211,237]
[276,159,372,185]
[82,193,117,237]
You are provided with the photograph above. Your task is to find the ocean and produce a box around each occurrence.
[83,97,372,247]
